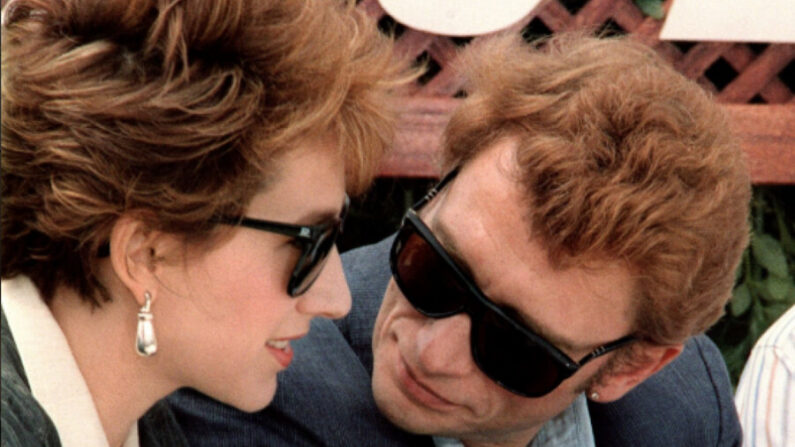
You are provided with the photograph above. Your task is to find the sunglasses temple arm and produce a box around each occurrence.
[413,168,460,210]
[576,335,637,367]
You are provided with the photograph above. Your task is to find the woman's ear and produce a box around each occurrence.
[108,214,166,307]
[589,343,684,402]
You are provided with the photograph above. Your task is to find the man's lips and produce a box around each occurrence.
[396,354,456,410]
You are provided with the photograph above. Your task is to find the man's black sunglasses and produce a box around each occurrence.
[389,170,634,397]
[214,195,349,297]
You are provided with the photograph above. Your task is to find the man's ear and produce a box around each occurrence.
[589,343,684,402]
[108,214,166,307]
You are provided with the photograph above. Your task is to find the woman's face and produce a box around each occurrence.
[154,135,351,411]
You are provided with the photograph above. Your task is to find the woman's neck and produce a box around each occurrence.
[49,283,176,447]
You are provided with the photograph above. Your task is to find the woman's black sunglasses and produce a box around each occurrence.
[390,170,634,397]
[214,195,349,297]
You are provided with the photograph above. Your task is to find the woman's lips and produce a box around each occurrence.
[266,335,303,368]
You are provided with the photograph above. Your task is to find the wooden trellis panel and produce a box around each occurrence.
[361,0,795,184]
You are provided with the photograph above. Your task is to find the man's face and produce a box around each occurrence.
[371,138,637,446]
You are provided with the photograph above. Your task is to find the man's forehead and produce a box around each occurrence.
[430,215,584,354]
[430,148,588,353]
[430,139,635,353]
[454,138,522,194]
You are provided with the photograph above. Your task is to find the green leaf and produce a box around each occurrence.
[633,0,665,19]
[771,194,795,257]
[734,256,745,283]
[763,301,792,324]
[730,283,752,316]
[751,234,789,277]
[749,303,767,341]
[782,235,795,258]
[722,338,751,383]
[751,278,777,305]
[763,275,793,302]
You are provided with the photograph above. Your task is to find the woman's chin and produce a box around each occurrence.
[210,374,278,414]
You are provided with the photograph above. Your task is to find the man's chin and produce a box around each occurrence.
[372,369,446,436]
[374,397,436,435]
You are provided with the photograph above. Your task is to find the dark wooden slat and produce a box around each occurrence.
[537,1,574,31]
[419,38,465,97]
[675,42,734,79]
[500,7,541,36]
[760,78,794,104]
[393,30,439,96]
[725,104,795,184]
[719,45,795,103]
[380,101,795,184]
[359,0,385,19]
[379,97,457,178]
[611,0,646,31]
[696,75,720,95]
[722,44,755,72]
[649,40,682,66]
[628,17,663,48]
[573,0,615,28]
[393,29,437,61]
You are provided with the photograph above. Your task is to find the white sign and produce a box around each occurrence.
[660,0,795,43]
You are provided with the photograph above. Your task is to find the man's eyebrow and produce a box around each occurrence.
[430,218,476,278]
[498,306,581,354]
[431,216,583,355]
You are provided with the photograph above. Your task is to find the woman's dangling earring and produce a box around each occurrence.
[136,291,157,357]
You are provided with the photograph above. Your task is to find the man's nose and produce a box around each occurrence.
[295,247,352,319]
[414,312,477,377]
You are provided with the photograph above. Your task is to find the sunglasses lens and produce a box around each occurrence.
[289,196,349,296]
[392,214,573,397]
[473,310,566,397]
[393,226,466,316]
[290,226,338,296]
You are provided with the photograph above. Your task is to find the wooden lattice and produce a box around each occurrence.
[360,0,795,184]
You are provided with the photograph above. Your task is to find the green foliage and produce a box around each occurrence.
[633,0,665,19]
[708,186,795,385]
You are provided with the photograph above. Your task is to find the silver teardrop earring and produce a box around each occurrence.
[136,291,157,357]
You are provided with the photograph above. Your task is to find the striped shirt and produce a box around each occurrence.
[735,304,795,447]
